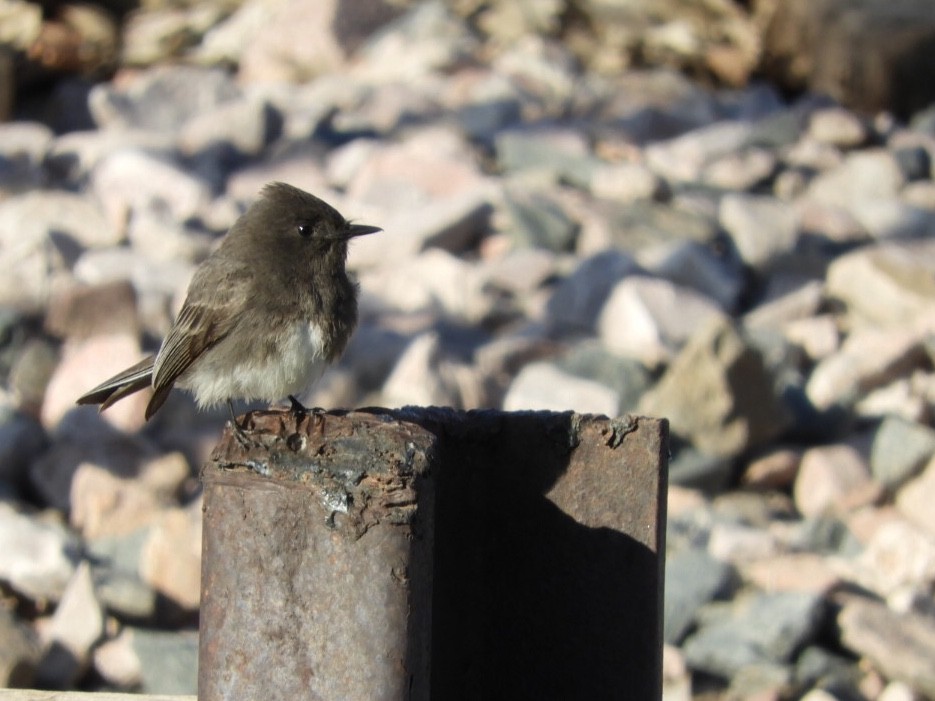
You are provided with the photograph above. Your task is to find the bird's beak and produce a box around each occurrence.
[346,224,382,238]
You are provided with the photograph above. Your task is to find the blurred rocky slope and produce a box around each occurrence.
[0,0,935,699]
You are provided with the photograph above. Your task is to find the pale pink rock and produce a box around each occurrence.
[895,455,935,539]
[793,444,872,518]
[93,628,142,689]
[42,334,148,433]
[741,553,841,594]
[140,501,202,611]
[741,447,802,490]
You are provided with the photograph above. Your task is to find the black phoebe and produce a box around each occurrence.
[77,182,380,420]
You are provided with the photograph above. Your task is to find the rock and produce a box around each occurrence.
[502,361,619,416]
[545,250,640,333]
[793,443,873,518]
[85,529,158,622]
[29,415,161,511]
[119,3,227,67]
[36,561,104,689]
[139,501,202,612]
[726,663,793,700]
[380,332,457,408]
[178,95,283,161]
[45,128,176,185]
[806,327,928,412]
[851,519,935,598]
[501,187,577,252]
[0,501,77,603]
[41,334,146,433]
[838,597,935,698]
[870,416,935,491]
[744,280,826,331]
[639,319,791,459]
[645,120,759,183]
[682,591,826,677]
[359,249,489,323]
[795,645,863,696]
[667,446,734,493]
[641,239,745,313]
[826,240,935,328]
[349,190,492,270]
[589,161,660,202]
[719,193,799,272]
[554,342,652,414]
[662,644,691,701]
[782,315,840,363]
[806,108,870,148]
[759,0,935,117]
[0,411,48,489]
[88,65,240,131]
[495,127,594,186]
[45,280,139,342]
[127,627,199,695]
[707,521,780,563]
[0,120,53,193]
[91,149,213,237]
[7,337,58,415]
[0,606,38,688]
[740,447,801,490]
[893,145,932,182]
[0,190,118,310]
[70,453,189,539]
[93,628,142,689]
[596,275,725,367]
[701,147,777,191]
[896,455,935,538]
[740,553,842,595]
[664,549,734,645]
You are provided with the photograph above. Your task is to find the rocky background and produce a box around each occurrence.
[1,0,935,698]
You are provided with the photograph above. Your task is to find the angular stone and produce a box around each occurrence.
[0,501,77,603]
[502,362,619,416]
[45,280,138,342]
[502,187,577,252]
[740,447,801,490]
[719,193,799,271]
[36,561,104,689]
[838,597,935,698]
[896,455,935,538]
[381,332,458,408]
[0,606,38,688]
[683,591,826,677]
[793,443,873,518]
[826,240,935,328]
[740,553,842,594]
[806,107,870,148]
[139,502,202,612]
[806,327,927,412]
[664,549,734,644]
[546,250,640,333]
[851,519,935,598]
[597,275,725,367]
[129,628,199,695]
[639,319,790,458]
[870,416,935,490]
[93,629,142,689]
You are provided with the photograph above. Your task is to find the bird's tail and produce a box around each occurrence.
[75,356,156,412]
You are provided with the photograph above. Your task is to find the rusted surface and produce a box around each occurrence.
[199,410,436,701]
[198,408,667,701]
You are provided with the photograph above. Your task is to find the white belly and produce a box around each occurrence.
[179,322,330,407]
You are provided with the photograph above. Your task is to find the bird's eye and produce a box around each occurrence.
[297,223,312,238]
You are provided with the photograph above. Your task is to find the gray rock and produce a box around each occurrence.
[0,501,78,603]
[36,561,104,689]
[838,597,935,699]
[555,341,652,415]
[870,415,935,490]
[545,250,641,333]
[645,120,758,183]
[667,446,735,493]
[88,65,241,131]
[502,361,619,416]
[129,627,199,695]
[826,239,935,328]
[640,319,791,458]
[700,147,777,191]
[596,275,725,367]
[495,127,595,187]
[178,95,283,160]
[893,145,932,182]
[0,606,38,688]
[356,0,477,81]
[0,411,48,489]
[719,193,799,272]
[0,121,53,192]
[664,549,734,644]
[92,149,214,236]
[502,187,577,252]
[641,239,746,313]
[683,591,826,677]
[795,645,863,695]
[601,200,721,253]
[45,129,176,186]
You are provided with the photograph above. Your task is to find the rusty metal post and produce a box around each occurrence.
[199,410,436,701]
[198,408,667,701]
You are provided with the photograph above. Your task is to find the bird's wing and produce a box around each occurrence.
[147,262,250,418]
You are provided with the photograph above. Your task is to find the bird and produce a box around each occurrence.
[76,182,380,423]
